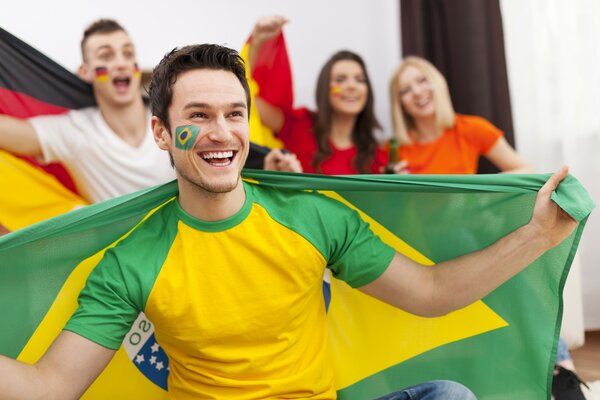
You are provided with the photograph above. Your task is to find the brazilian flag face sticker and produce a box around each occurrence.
[175,125,200,150]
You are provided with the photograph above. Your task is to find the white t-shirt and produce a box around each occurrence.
[30,107,176,203]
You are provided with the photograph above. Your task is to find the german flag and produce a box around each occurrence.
[0,27,96,189]
[0,27,93,232]
[0,28,96,115]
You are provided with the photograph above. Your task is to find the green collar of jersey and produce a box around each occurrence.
[174,182,254,232]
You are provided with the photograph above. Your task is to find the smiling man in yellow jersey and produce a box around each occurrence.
[0,44,578,399]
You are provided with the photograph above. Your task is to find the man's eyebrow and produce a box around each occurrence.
[230,102,247,109]
[183,102,247,110]
[94,45,113,54]
[94,42,133,54]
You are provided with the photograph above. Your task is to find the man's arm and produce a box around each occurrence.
[0,115,42,156]
[360,167,577,317]
[0,331,115,400]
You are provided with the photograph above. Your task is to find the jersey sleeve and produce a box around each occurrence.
[64,248,143,350]
[326,204,396,288]
[29,112,79,164]
[250,186,396,289]
[461,115,504,154]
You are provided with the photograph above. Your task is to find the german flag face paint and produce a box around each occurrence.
[175,125,200,150]
[95,67,109,83]
[134,63,141,79]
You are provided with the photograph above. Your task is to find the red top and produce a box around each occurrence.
[278,107,387,175]
[398,114,503,174]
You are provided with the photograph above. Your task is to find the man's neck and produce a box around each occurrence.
[178,179,247,222]
[96,96,147,147]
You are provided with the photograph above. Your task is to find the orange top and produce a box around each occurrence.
[398,114,503,174]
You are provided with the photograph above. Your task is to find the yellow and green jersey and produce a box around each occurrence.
[66,181,395,399]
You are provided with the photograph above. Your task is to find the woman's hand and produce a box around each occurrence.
[383,160,410,174]
[251,16,288,48]
[263,149,303,173]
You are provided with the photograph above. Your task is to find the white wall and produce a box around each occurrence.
[0,0,400,138]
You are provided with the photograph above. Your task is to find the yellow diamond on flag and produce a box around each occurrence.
[321,191,509,390]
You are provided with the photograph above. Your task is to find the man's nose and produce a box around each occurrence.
[114,54,133,69]
[207,115,232,142]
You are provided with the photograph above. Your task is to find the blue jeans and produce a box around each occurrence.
[375,380,477,400]
[555,337,571,363]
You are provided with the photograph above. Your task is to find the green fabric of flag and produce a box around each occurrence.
[0,171,594,399]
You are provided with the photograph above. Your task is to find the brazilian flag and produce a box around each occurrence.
[0,171,594,399]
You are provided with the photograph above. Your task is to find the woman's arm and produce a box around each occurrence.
[485,137,534,173]
[247,16,288,133]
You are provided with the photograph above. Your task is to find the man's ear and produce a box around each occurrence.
[77,63,93,83]
[152,116,171,150]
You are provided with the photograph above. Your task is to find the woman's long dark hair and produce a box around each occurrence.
[312,50,381,173]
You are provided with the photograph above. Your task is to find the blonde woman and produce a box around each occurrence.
[388,56,532,174]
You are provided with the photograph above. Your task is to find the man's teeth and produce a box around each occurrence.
[202,151,233,159]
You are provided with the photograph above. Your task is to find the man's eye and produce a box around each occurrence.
[229,111,244,118]
[191,112,208,119]
[98,53,113,61]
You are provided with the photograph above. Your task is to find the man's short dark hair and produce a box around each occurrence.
[80,19,126,59]
[148,44,251,132]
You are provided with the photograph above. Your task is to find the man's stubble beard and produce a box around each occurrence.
[177,165,241,197]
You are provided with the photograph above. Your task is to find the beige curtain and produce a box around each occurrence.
[500,0,600,330]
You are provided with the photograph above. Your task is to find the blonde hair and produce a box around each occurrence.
[389,56,455,145]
